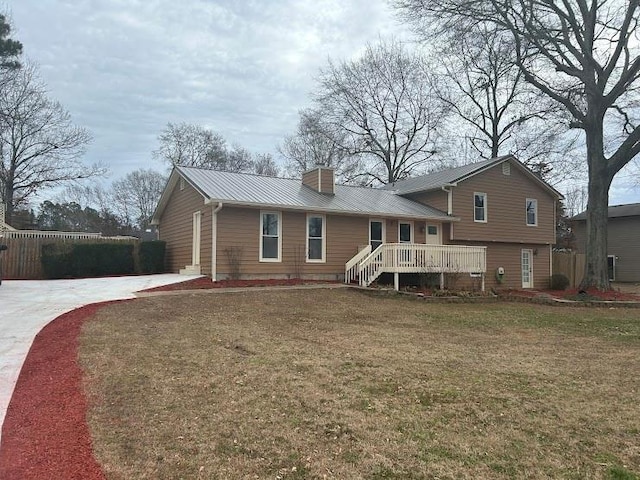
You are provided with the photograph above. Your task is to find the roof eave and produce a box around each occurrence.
[201,197,459,222]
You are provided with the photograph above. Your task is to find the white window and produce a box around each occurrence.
[307,214,325,262]
[260,211,281,262]
[474,193,487,222]
[526,198,538,226]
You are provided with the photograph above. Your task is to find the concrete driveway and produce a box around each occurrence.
[0,274,196,444]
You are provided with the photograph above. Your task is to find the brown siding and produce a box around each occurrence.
[302,169,320,191]
[319,168,335,194]
[573,216,640,282]
[158,178,211,275]
[449,240,551,289]
[449,162,556,244]
[217,207,370,279]
[215,206,437,280]
[408,190,448,213]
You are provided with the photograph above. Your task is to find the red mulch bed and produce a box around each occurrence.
[140,277,339,292]
[0,302,123,480]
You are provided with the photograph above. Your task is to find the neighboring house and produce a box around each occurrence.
[571,203,640,282]
[151,155,561,289]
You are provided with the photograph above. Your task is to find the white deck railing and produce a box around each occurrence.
[345,244,372,284]
[352,243,487,287]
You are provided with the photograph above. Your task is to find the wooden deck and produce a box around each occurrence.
[345,243,487,290]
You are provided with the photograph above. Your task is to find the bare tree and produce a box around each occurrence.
[279,109,361,181]
[252,153,280,177]
[433,25,580,185]
[153,122,227,169]
[396,0,640,290]
[563,186,589,218]
[313,39,446,184]
[111,169,166,230]
[225,144,254,173]
[153,122,271,175]
[0,64,97,225]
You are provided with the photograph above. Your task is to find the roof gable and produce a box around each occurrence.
[382,155,563,199]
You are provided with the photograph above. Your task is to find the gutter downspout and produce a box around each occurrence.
[441,183,456,241]
[441,183,456,215]
[205,201,223,280]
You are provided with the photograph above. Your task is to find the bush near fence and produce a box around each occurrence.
[0,236,166,280]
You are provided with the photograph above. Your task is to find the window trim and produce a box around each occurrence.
[526,198,538,226]
[369,218,386,250]
[259,210,282,262]
[474,192,487,223]
[306,213,326,263]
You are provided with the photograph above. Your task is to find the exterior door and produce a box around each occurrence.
[192,211,202,266]
[370,219,384,251]
[608,255,615,281]
[398,221,413,265]
[521,249,533,288]
[425,224,441,245]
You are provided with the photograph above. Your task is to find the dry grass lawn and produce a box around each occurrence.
[79,289,640,479]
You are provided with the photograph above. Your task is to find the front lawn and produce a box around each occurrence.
[79,289,640,479]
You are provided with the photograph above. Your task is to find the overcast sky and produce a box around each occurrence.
[9,1,407,176]
[7,0,639,206]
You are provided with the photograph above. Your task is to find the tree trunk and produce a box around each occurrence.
[3,180,13,226]
[580,114,612,290]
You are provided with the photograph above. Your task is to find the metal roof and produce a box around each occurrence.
[176,166,454,220]
[572,203,640,221]
[381,157,505,194]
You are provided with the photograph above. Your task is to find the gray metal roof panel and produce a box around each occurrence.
[178,166,453,220]
[380,157,506,194]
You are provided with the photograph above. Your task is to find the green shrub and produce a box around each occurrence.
[550,273,570,290]
[72,243,135,277]
[41,243,74,279]
[139,241,166,274]
[41,242,135,279]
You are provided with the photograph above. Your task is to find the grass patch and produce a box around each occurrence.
[79,289,640,479]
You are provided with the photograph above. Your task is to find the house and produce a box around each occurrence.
[571,203,640,282]
[151,155,561,290]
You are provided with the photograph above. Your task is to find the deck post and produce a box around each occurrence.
[394,272,399,291]
[440,273,445,290]
[481,273,485,292]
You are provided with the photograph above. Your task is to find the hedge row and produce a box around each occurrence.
[41,241,166,279]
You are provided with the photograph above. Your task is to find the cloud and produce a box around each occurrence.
[9,0,409,183]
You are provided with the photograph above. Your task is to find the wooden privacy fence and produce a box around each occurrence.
[0,234,138,280]
[552,251,585,288]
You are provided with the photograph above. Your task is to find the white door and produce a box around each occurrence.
[425,224,441,245]
[521,249,533,288]
[192,211,202,266]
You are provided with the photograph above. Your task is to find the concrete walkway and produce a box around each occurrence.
[0,274,195,444]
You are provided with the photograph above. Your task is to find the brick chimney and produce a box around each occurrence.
[302,166,335,194]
